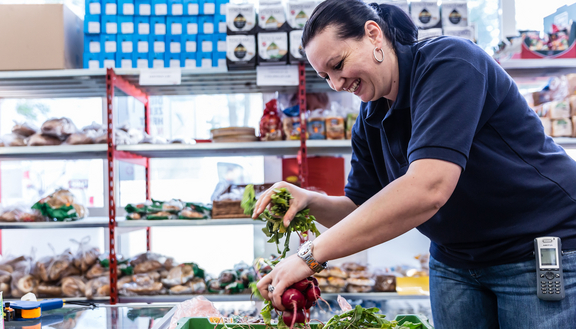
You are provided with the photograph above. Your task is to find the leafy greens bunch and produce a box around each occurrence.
[323,305,420,329]
[241,184,321,259]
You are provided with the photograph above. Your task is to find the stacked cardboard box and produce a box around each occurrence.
[83,0,229,69]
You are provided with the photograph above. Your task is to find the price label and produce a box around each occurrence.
[139,68,182,85]
[256,65,299,86]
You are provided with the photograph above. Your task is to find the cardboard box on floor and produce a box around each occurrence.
[0,4,83,71]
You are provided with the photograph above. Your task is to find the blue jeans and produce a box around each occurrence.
[429,251,576,329]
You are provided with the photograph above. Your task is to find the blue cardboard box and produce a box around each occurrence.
[168,0,184,15]
[213,51,226,68]
[150,52,166,68]
[85,15,101,34]
[151,35,166,53]
[216,0,228,15]
[214,33,226,52]
[198,15,214,34]
[167,35,182,53]
[118,34,134,53]
[86,0,102,15]
[196,51,212,68]
[182,34,197,52]
[151,17,167,35]
[166,53,182,67]
[199,0,215,15]
[119,15,135,34]
[101,52,117,68]
[117,52,134,68]
[119,0,135,15]
[167,17,183,35]
[101,34,118,53]
[85,34,102,53]
[84,53,101,68]
[183,0,199,15]
[102,15,118,34]
[181,52,197,68]
[215,15,226,34]
[103,0,118,15]
[198,34,213,52]
[134,52,151,68]
[135,34,150,53]
[135,0,152,15]
[135,16,150,34]
[183,16,198,34]
[152,0,168,15]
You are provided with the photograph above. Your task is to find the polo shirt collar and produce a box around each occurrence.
[364,42,415,128]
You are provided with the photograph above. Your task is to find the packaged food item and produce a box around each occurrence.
[227,35,257,70]
[169,284,193,295]
[161,264,196,287]
[134,260,163,274]
[328,266,348,279]
[85,276,110,299]
[257,32,288,65]
[259,99,283,141]
[226,3,256,34]
[12,122,39,137]
[11,274,38,298]
[122,281,163,295]
[550,100,571,119]
[61,276,86,297]
[72,238,100,273]
[441,1,468,28]
[258,0,288,32]
[41,118,78,139]
[1,133,27,147]
[65,132,95,145]
[179,208,205,219]
[289,30,307,64]
[374,274,396,292]
[47,250,74,281]
[411,1,441,30]
[163,199,184,213]
[37,283,63,297]
[346,113,358,139]
[286,0,317,30]
[86,263,108,279]
[552,118,572,137]
[307,117,326,140]
[26,133,63,146]
[32,189,87,221]
[146,211,176,220]
[210,127,257,143]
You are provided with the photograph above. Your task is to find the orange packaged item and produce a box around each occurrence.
[325,116,345,140]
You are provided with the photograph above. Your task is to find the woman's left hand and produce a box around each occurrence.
[257,254,315,311]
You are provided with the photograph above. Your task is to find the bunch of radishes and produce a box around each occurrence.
[280,277,322,326]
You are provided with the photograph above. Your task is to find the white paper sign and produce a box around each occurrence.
[201,58,212,68]
[139,23,150,34]
[106,22,118,34]
[89,59,100,69]
[172,23,182,35]
[89,41,101,53]
[187,23,198,34]
[140,4,151,15]
[106,3,117,15]
[138,41,149,53]
[105,41,117,53]
[154,41,166,53]
[204,3,215,14]
[140,68,182,85]
[89,2,101,14]
[256,65,299,86]
[188,3,198,15]
[155,23,166,35]
[172,4,183,15]
[122,41,133,53]
[204,22,214,34]
[185,59,196,68]
[202,41,212,52]
[137,59,149,68]
[155,3,168,15]
[88,22,100,33]
[170,42,181,53]
[121,22,134,34]
[123,3,134,15]
[186,41,197,52]
[170,59,181,68]
[121,59,132,69]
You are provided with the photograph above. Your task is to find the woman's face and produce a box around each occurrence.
[305,22,398,102]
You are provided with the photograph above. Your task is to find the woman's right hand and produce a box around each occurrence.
[252,182,312,228]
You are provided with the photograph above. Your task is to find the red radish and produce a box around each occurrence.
[306,286,321,302]
[309,276,319,287]
[305,298,315,309]
[283,309,306,325]
[281,288,306,310]
[291,277,313,291]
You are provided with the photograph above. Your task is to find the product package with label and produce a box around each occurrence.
[289,29,307,63]
[226,3,256,34]
[258,0,288,32]
[411,1,442,30]
[441,1,468,28]
[286,0,317,30]
[226,35,256,69]
[443,26,475,41]
[257,32,288,65]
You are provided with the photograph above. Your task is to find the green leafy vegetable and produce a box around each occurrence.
[242,185,321,259]
[323,305,420,329]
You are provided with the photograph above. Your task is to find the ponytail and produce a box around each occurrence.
[302,0,417,52]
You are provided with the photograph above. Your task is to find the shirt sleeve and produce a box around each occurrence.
[408,57,488,170]
[344,106,387,205]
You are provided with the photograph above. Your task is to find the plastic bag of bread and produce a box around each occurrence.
[65,132,95,145]
[162,264,195,287]
[0,206,46,222]
[12,122,39,137]
[122,281,164,295]
[33,255,53,282]
[41,118,78,139]
[72,237,100,273]
[47,249,74,281]
[85,276,110,299]
[61,276,86,297]
[118,275,133,287]
[373,274,396,292]
[328,266,348,279]
[26,133,62,146]
[1,133,26,147]
[94,130,107,144]
[11,271,38,298]
[130,252,166,274]
[0,269,11,296]
[86,263,108,279]
[37,283,62,297]
[32,189,87,221]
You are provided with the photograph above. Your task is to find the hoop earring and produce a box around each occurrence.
[373,47,384,63]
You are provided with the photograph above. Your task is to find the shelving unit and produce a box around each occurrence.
[1,58,573,305]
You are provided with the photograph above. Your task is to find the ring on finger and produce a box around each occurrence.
[267,284,275,292]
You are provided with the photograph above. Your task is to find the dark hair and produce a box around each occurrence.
[302,0,417,52]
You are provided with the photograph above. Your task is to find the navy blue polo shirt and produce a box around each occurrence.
[345,36,576,269]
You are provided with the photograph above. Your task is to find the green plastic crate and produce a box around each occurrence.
[175,315,433,329]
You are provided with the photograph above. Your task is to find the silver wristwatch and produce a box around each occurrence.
[297,241,327,273]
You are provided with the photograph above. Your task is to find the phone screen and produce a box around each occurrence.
[541,248,557,266]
